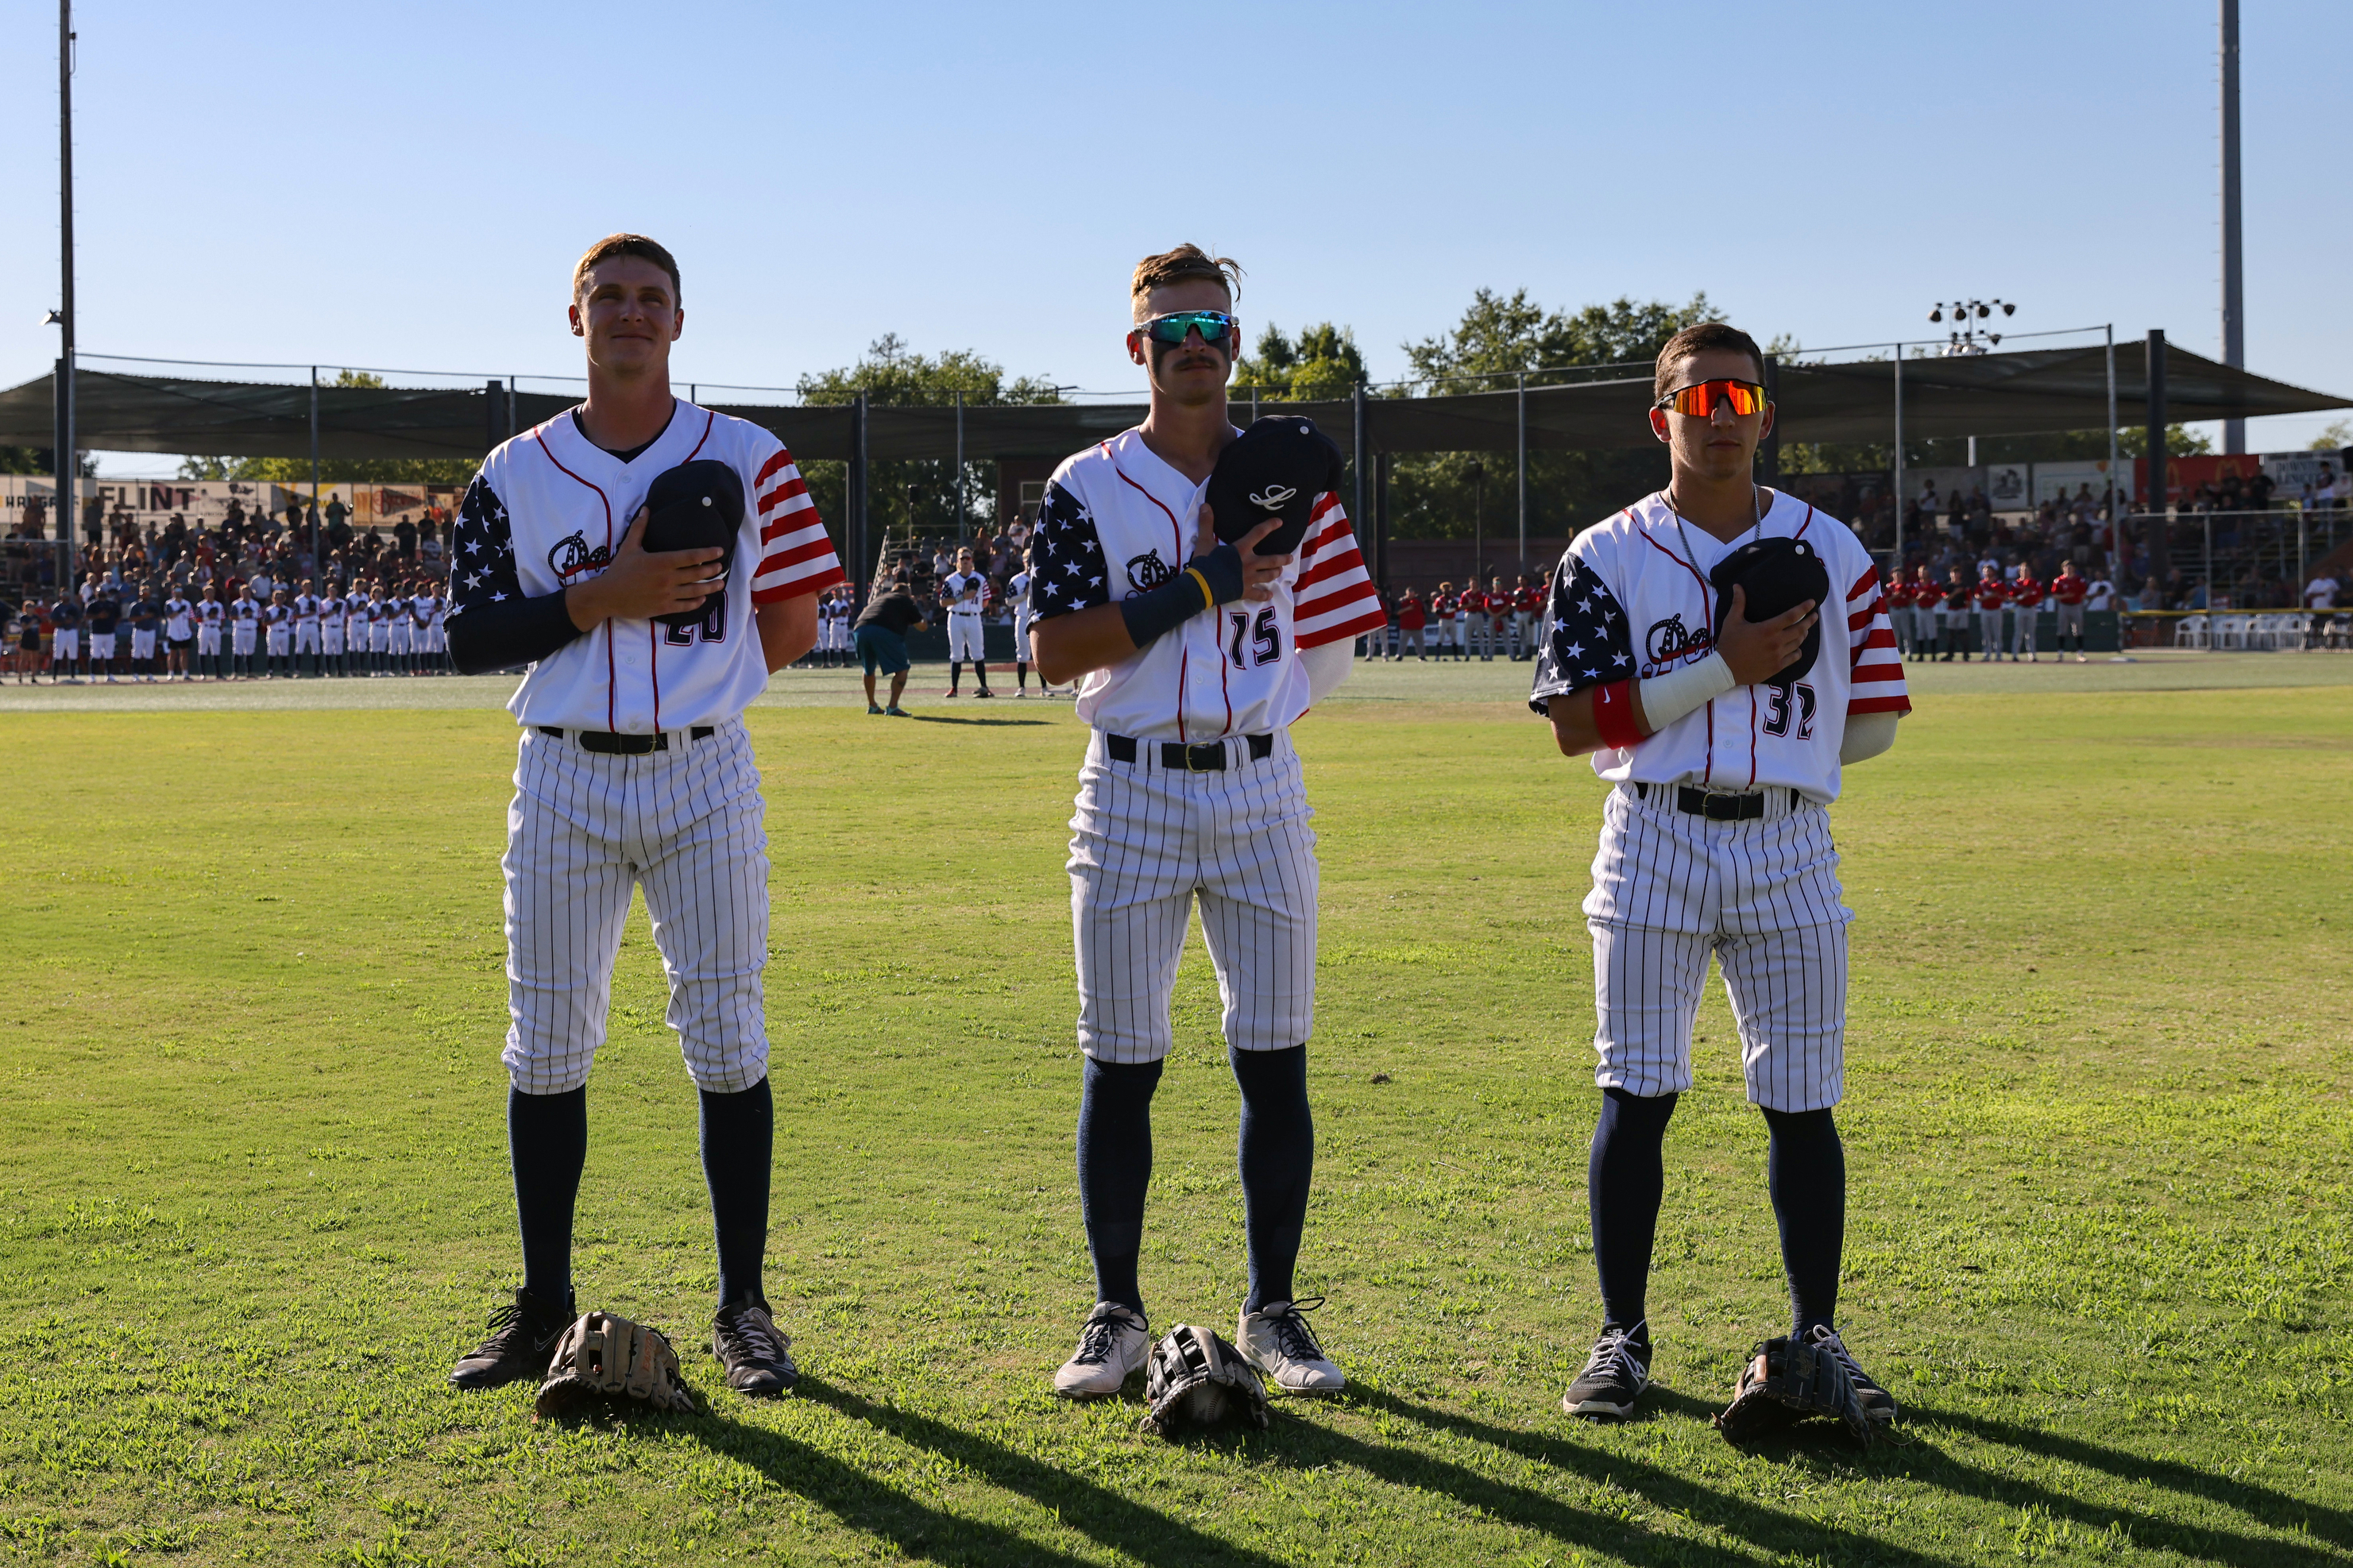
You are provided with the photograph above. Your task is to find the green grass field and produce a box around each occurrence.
[2,656,2349,1566]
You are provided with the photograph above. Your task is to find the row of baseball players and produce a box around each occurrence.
[1377,579,1547,660]
[438,235,1907,1437]
[17,579,451,682]
[1888,560,2114,663]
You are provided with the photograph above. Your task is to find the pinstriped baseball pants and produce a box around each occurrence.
[1584,782,1852,1113]
[500,719,770,1095]
[1068,730,1318,1064]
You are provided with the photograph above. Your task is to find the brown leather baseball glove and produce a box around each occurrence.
[535,1311,697,1419]
[1138,1324,1269,1439]
[1712,1333,1876,1449]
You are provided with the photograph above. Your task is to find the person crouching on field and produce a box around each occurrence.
[1534,321,1909,1430]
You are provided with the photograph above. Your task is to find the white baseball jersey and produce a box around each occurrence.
[2085,578,2116,612]
[294,593,321,627]
[1529,492,1909,803]
[346,593,369,634]
[164,598,193,639]
[941,570,987,613]
[451,400,845,733]
[1027,427,1384,742]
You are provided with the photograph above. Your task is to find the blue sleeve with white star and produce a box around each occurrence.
[1027,481,1111,623]
[442,472,586,676]
[1527,548,1636,716]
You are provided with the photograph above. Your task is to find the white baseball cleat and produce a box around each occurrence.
[1053,1301,1150,1399]
[1236,1297,1343,1394]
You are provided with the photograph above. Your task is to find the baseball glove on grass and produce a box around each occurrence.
[1712,1333,1876,1449]
[1138,1324,1269,1439]
[535,1311,697,1419]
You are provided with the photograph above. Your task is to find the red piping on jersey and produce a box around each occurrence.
[1794,502,1814,539]
[535,424,619,731]
[1746,686,1758,789]
[683,407,714,462]
[1112,448,1191,741]
[1639,505,1717,781]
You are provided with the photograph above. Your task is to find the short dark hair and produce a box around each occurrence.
[1131,244,1242,318]
[1653,322,1766,402]
[573,234,682,305]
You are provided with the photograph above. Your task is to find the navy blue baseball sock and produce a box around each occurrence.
[1231,1045,1313,1315]
[1761,1106,1845,1338]
[1076,1055,1162,1315]
[1589,1087,1678,1336]
[699,1077,774,1307]
[508,1086,588,1311]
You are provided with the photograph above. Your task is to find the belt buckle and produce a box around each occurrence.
[1184,742,1218,773]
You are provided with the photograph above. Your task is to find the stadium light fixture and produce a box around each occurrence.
[1928,304,1944,322]
[43,309,63,326]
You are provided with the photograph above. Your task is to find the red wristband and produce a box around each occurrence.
[1592,679,1643,750]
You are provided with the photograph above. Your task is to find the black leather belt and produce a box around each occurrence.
[1105,732,1274,771]
[540,725,714,755]
[1634,782,1800,821]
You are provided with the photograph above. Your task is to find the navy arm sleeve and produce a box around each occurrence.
[442,474,586,676]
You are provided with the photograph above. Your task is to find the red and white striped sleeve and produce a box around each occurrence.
[1845,562,1911,717]
[748,446,847,604]
[1291,493,1387,650]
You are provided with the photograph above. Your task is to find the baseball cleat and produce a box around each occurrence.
[1561,1322,1651,1419]
[885,705,910,717]
[868,703,885,714]
[448,1286,574,1390]
[941,688,960,698]
[1053,1301,1150,1398]
[713,1299,798,1396]
[1802,1324,1898,1423]
[973,688,995,699]
[1236,1297,1343,1394]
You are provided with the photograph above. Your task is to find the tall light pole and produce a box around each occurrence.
[55,0,77,581]
[2220,0,2246,454]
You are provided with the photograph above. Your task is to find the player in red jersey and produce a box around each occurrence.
[1884,570,1917,660]
[1971,566,2008,662]
[2050,561,2090,662]
[1395,586,1428,660]
[1434,581,1464,660]
[1511,574,1544,660]
[2006,569,2045,662]
[1909,574,1945,662]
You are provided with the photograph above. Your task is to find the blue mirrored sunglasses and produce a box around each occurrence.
[1138,310,1239,346]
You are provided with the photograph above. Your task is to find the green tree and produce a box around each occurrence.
[1386,291,1717,545]
[2312,419,2351,452]
[178,371,480,485]
[1234,323,1366,404]
[793,336,1063,563]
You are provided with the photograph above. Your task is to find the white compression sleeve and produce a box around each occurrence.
[1302,636,1356,704]
[1840,709,1899,764]
[1636,651,1736,733]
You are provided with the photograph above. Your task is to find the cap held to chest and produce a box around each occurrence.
[1708,535,1829,686]
[641,459,742,628]
[1207,416,1345,557]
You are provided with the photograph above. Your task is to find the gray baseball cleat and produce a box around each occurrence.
[1236,1297,1343,1394]
[1802,1324,1898,1423]
[1053,1302,1150,1399]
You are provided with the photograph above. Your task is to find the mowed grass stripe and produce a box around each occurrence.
[0,686,2347,1566]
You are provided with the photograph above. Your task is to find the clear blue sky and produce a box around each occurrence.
[5,0,2346,475]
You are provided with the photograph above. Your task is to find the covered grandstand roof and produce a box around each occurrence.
[0,340,2342,464]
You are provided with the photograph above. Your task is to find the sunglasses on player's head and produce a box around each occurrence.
[1654,379,1769,419]
[1134,310,1240,346]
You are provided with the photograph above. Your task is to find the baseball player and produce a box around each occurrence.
[164,588,194,680]
[388,581,415,674]
[47,591,81,682]
[1972,564,2008,662]
[1393,586,1428,659]
[230,586,260,678]
[1513,574,1543,660]
[442,234,842,1402]
[1534,321,1909,1427]
[1026,245,1385,1402]
[1938,567,1972,661]
[86,585,122,682]
[1884,569,1917,659]
[1485,577,1512,661]
[2007,566,2044,662]
[1432,581,1462,658]
[2050,560,2090,662]
[195,588,223,679]
[265,589,294,678]
[1008,547,1048,696]
[417,583,447,674]
[128,592,161,682]
[294,580,323,675]
[367,583,392,675]
[344,584,370,677]
[939,546,993,697]
[11,599,41,682]
[319,581,346,675]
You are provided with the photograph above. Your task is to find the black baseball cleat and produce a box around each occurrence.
[713,1299,798,1397]
[448,1287,574,1390]
[1561,1322,1652,1419]
[1803,1324,1899,1424]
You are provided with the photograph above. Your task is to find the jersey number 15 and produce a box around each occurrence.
[1227,607,1281,670]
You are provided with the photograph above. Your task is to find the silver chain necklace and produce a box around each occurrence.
[1662,481,1768,575]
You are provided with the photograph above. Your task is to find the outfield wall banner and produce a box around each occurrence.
[1985,462,2030,509]
[24,477,466,531]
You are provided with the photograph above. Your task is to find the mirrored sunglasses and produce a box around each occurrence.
[1655,379,1768,418]
[1137,310,1240,346]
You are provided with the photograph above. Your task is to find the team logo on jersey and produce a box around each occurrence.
[1644,612,1710,667]
[547,531,614,582]
[1126,549,1173,592]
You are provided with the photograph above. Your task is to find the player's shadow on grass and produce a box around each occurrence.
[1351,1387,2343,1568]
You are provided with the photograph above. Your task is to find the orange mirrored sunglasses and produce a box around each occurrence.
[1654,379,1768,418]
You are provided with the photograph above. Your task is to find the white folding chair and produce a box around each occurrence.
[2177,613,2208,650]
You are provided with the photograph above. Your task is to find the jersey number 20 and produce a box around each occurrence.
[1227,607,1280,670]
[662,588,728,647]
